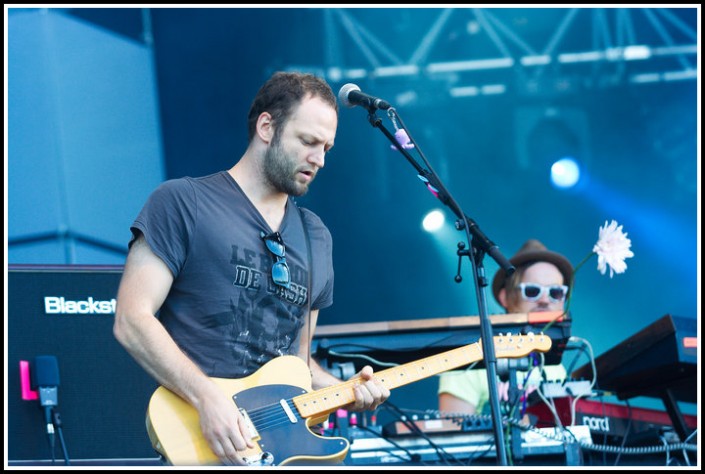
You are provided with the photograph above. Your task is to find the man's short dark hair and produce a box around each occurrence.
[247,71,338,142]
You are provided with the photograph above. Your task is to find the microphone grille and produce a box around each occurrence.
[338,83,360,108]
[31,355,60,389]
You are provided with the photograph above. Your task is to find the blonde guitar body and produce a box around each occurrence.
[147,334,551,466]
[146,355,342,466]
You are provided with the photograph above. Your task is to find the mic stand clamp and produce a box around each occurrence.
[454,241,471,283]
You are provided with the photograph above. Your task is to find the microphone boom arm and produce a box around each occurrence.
[367,109,514,273]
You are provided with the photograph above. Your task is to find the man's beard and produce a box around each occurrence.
[263,136,312,197]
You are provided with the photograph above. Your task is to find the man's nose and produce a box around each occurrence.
[309,147,325,168]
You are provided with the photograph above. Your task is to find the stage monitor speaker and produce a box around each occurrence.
[7,265,160,464]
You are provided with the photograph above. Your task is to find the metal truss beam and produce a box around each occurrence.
[284,7,697,101]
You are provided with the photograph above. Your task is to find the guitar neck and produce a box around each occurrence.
[293,334,550,419]
[293,346,473,418]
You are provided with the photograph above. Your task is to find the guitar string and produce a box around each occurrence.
[244,396,340,433]
[245,385,350,428]
[244,358,465,431]
[241,338,539,431]
[245,399,303,432]
[247,403,290,426]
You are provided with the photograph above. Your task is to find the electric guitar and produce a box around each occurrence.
[146,333,551,466]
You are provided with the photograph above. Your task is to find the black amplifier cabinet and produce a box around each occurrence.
[7,265,161,466]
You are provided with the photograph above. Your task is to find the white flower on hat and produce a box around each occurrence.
[592,219,635,278]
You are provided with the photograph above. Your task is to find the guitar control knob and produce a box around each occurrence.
[246,452,274,466]
[261,452,274,466]
[259,452,275,466]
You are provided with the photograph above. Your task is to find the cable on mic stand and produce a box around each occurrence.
[41,397,70,466]
[52,409,71,466]
[43,406,56,464]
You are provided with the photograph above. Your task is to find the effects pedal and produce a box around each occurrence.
[540,379,594,399]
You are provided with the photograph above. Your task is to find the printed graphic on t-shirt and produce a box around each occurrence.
[229,244,308,306]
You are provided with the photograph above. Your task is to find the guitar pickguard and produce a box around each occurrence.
[234,384,349,466]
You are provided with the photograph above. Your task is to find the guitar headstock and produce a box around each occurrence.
[489,333,552,358]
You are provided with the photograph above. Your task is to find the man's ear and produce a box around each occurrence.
[497,287,509,310]
[256,112,274,144]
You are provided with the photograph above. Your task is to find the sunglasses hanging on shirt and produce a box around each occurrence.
[260,231,291,289]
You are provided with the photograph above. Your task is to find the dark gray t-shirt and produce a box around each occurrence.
[130,171,334,378]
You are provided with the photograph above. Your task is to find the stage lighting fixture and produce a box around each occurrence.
[550,157,581,189]
[422,209,445,232]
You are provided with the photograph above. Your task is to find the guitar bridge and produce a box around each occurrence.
[239,407,260,440]
[238,407,271,465]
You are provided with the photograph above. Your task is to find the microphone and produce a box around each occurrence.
[31,355,60,436]
[338,83,392,111]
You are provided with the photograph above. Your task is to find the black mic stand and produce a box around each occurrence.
[43,405,70,465]
[361,105,515,465]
